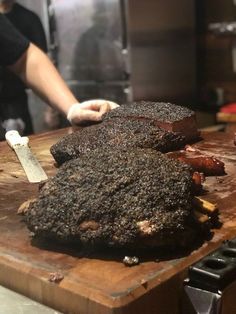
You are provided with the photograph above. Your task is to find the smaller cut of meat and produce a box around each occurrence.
[176,156,225,176]
[50,119,186,166]
[167,150,226,176]
[104,101,200,142]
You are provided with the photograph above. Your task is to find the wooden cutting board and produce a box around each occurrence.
[0,128,236,314]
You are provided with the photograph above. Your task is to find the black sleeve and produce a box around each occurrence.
[27,14,47,53]
[0,13,30,66]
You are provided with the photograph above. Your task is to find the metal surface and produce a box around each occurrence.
[51,0,126,81]
[5,130,48,183]
[12,145,48,183]
[49,0,196,104]
[49,0,129,104]
[183,281,236,314]
[183,285,222,314]
[182,239,236,314]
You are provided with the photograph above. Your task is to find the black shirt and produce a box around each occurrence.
[0,12,29,66]
[0,4,47,99]
[6,3,47,53]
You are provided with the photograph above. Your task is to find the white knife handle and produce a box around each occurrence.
[5,130,29,148]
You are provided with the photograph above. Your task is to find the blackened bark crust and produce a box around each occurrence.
[26,148,201,248]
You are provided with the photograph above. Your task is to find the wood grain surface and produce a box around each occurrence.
[0,128,236,314]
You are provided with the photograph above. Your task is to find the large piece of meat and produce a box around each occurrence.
[51,118,186,166]
[104,101,199,141]
[25,148,206,249]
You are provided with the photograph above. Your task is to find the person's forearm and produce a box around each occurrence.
[9,43,77,116]
[8,43,120,125]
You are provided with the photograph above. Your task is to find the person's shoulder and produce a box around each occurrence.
[14,3,41,22]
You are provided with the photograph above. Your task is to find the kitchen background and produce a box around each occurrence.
[17,0,236,132]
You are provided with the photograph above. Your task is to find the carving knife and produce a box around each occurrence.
[5,130,48,183]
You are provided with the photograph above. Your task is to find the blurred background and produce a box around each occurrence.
[14,0,236,132]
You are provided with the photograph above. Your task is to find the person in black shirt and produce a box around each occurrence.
[0,13,29,66]
[0,11,119,140]
[0,0,47,137]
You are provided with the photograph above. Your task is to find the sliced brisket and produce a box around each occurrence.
[104,101,199,141]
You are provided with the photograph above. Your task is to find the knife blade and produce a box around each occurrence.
[5,130,48,183]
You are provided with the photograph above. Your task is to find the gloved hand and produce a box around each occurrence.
[67,99,119,125]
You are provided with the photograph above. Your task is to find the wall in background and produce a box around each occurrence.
[196,0,236,110]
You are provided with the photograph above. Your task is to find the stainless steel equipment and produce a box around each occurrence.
[48,0,130,104]
[49,0,196,104]
[47,0,196,105]
[16,0,197,120]
[182,238,236,314]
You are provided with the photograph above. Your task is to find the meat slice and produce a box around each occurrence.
[167,147,226,176]
[174,156,225,176]
[25,148,206,249]
[104,101,200,142]
[50,119,186,166]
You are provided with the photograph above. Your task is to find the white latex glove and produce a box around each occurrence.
[67,99,119,125]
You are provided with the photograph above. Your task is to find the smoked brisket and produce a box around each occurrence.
[26,148,203,249]
[104,101,199,141]
[50,118,186,166]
